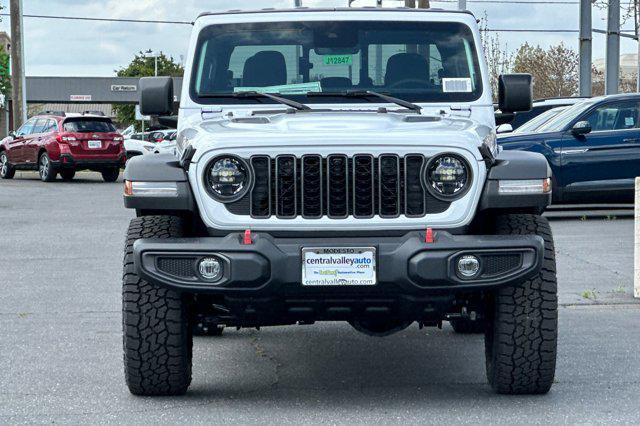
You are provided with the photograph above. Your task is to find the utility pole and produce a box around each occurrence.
[605,0,620,95]
[10,0,27,128]
[145,49,159,77]
[578,0,592,96]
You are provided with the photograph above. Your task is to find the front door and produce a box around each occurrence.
[6,118,37,164]
[561,100,640,203]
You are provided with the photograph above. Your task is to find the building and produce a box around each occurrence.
[2,76,183,137]
[594,54,639,77]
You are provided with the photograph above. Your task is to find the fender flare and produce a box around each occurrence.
[123,154,194,212]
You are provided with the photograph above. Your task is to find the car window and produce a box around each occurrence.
[192,21,483,104]
[16,118,36,136]
[582,102,640,132]
[63,118,117,133]
[514,107,566,134]
[536,100,595,133]
[44,119,58,133]
[32,118,48,134]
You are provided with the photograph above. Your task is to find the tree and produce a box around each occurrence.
[513,42,579,99]
[113,52,184,129]
[0,46,11,99]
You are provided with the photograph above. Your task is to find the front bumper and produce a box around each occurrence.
[133,231,544,296]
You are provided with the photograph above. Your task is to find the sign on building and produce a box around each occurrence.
[111,85,137,92]
[70,95,92,102]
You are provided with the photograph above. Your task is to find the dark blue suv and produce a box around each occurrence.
[498,94,640,203]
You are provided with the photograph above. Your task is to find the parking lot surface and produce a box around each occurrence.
[2,173,639,424]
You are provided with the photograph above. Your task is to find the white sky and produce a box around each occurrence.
[0,0,636,76]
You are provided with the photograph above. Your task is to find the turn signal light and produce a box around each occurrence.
[498,178,552,195]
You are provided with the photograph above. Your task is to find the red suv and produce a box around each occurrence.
[0,113,125,182]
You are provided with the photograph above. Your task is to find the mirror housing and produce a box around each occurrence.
[139,77,174,116]
[498,74,532,113]
[496,123,513,134]
[8,131,16,139]
[571,120,592,136]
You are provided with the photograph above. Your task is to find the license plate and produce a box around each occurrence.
[88,140,102,149]
[302,247,377,286]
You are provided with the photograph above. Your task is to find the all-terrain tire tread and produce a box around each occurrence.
[122,215,192,396]
[485,214,558,395]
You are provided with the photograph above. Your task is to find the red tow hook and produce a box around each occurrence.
[425,227,435,244]
[242,229,253,245]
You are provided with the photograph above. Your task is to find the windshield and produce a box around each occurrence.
[63,118,117,133]
[191,21,483,105]
[536,100,594,133]
[514,106,566,134]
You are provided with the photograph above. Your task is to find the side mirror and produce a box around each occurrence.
[139,77,174,116]
[8,131,15,139]
[496,123,513,134]
[571,121,592,136]
[498,74,532,113]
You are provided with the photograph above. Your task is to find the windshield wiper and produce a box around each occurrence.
[307,90,422,113]
[199,91,311,111]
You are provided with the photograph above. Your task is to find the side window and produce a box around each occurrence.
[31,118,48,134]
[582,102,640,132]
[43,119,58,133]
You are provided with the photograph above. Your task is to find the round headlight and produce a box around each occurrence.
[205,156,251,201]
[426,154,471,199]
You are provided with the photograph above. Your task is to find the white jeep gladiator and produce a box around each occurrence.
[122,7,557,396]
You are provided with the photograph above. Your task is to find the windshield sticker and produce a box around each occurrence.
[442,78,473,93]
[234,82,322,95]
[323,55,353,66]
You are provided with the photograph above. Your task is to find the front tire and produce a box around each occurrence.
[39,152,57,182]
[102,167,120,182]
[0,151,15,179]
[123,216,192,396]
[484,214,558,395]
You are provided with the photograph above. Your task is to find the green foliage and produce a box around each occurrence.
[0,46,11,98]
[113,52,184,129]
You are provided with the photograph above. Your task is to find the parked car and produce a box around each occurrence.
[0,113,125,182]
[499,93,640,203]
[497,97,588,133]
[124,137,157,160]
[122,8,557,397]
[150,130,177,141]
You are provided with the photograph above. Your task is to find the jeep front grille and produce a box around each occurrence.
[226,154,451,219]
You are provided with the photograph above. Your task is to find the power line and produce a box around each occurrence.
[0,13,193,25]
[0,10,636,35]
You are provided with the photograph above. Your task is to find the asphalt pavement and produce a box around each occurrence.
[1,172,639,424]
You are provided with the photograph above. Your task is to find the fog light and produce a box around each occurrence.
[457,255,480,279]
[198,257,223,281]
